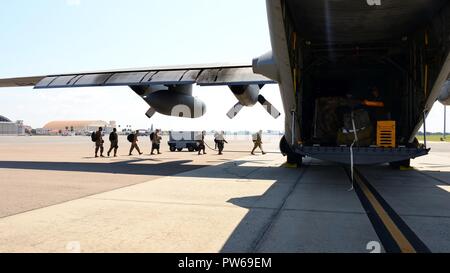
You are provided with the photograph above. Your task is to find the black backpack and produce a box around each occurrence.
[91,132,97,142]
[127,134,135,143]
[150,132,155,141]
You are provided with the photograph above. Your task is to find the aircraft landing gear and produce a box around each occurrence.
[389,138,418,169]
[287,153,303,167]
[389,159,411,169]
[280,136,303,168]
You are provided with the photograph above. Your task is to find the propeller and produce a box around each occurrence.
[145,108,156,119]
[226,93,281,119]
[226,103,245,119]
[258,95,281,119]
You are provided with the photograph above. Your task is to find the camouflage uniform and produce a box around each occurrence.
[129,133,142,155]
[251,132,266,155]
[107,131,119,157]
[95,130,104,157]
[151,131,162,155]
[198,133,206,155]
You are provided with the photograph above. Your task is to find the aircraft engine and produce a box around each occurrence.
[252,51,279,82]
[438,80,450,106]
[226,85,281,119]
[130,85,206,118]
[229,85,260,106]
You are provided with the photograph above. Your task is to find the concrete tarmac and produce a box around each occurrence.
[0,136,449,253]
[357,142,450,252]
[0,135,267,218]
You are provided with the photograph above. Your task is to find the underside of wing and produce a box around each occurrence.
[0,64,276,89]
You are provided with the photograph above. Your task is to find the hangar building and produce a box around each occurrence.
[0,115,25,135]
[43,120,117,135]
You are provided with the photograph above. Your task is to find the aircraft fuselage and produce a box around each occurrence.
[264,0,450,165]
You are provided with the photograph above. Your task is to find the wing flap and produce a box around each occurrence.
[35,77,58,88]
[180,70,202,84]
[72,73,114,87]
[48,75,79,88]
[148,70,200,85]
[105,72,150,86]
[198,67,274,86]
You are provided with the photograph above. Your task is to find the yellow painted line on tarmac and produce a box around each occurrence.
[354,175,417,253]
[281,163,298,169]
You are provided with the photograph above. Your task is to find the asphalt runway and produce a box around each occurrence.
[0,136,449,253]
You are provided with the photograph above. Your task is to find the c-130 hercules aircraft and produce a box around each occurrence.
[1,0,450,167]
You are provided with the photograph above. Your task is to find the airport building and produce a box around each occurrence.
[43,120,117,135]
[0,115,26,136]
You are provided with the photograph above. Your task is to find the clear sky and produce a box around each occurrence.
[0,0,448,133]
[0,0,282,132]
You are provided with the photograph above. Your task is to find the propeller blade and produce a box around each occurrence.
[145,108,156,119]
[258,95,281,119]
[226,103,244,119]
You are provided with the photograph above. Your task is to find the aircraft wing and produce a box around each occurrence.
[0,64,276,89]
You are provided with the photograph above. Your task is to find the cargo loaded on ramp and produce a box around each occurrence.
[272,0,450,167]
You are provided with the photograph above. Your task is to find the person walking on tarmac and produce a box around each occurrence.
[107,128,119,157]
[198,131,207,155]
[251,130,266,155]
[129,130,143,156]
[214,131,219,150]
[94,127,105,158]
[216,131,228,155]
[151,129,162,155]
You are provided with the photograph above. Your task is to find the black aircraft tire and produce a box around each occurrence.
[169,146,176,152]
[177,148,183,152]
[279,136,290,156]
[389,159,411,169]
[407,137,420,149]
[188,147,195,152]
[281,136,303,167]
[287,153,303,168]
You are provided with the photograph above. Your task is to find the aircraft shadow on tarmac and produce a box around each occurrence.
[0,159,281,179]
[0,159,205,176]
[220,165,450,253]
